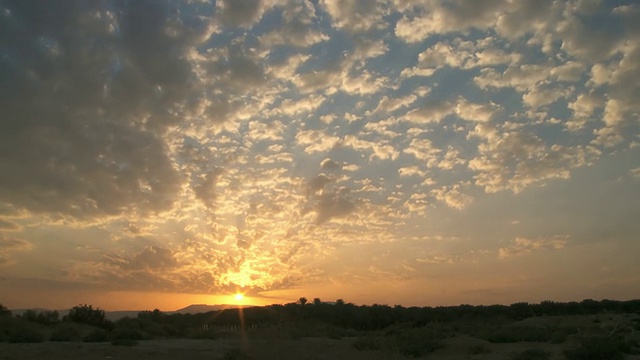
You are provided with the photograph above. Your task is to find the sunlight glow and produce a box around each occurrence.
[235,293,244,301]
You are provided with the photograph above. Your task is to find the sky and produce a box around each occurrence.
[1,0,639,311]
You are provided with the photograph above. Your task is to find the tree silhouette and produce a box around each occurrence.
[0,303,11,317]
[299,297,308,306]
[65,304,112,329]
[313,298,322,305]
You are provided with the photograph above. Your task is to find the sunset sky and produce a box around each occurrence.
[1,0,639,311]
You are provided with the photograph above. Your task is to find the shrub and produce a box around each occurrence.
[479,326,554,343]
[65,304,113,329]
[0,304,11,317]
[469,344,492,355]
[222,348,251,360]
[186,328,217,340]
[353,335,381,351]
[385,328,443,358]
[563,335,627,360]
[110,328,146,341]
[50,323,82,341]
[511,348,550,360]
[8,324,45,343]
[84,329,109,342]
[326,326,345,339]
[22,309,60,325]
[0,316,16,342]
[110,338,138,346]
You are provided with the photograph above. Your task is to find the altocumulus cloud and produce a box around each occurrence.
[0,0,639,305]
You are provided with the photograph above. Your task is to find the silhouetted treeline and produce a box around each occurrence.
[121,298,640,334]
[2,298,639,342]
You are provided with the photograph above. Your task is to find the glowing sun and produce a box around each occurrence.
[234,293,244,301]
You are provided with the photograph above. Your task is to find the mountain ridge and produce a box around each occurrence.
[10,303,253,321]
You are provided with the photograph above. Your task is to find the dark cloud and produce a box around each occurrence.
[0,0,216,220]
[218,0,263,27]
[193,168,224,208]
[129,246,177,270]
[315,191,355,224]
[105,245,177,271]
[307,174,332,194]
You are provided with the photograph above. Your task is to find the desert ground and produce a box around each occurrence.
[2,312,639,360]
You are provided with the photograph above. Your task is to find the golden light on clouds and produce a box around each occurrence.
[0,0,639,311]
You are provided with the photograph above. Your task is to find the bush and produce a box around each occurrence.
[84,329,109,342]
[111,328,146,342]
[50,323,82,341]
[564,335,627,360]
[385,329,443,358]
[326,326,345,339]
[469,344,492,355]
[479,326,555,343]
[8,324,45,343]
[0,304,11,317]
[511,348,550,360]
[222,348,251,360]
[110,338,138,346]
[353,335,381,351]
[186,328,217,340]
[65,304,112,329]
[22,309,60,325]
[0,316,16,342]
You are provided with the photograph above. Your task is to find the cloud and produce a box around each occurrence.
[403,138,440,167]
[430,184,473,210]
[398,166,427,178]
[216,0,272,27]
[193,168,224,208]
[259,1,329,47]
[498,236,568,259]
[403,99,455,124]
[118,246,178,271]
[474,64,551,92]
[343,135,399,161]
[307,174,332,195]
[522,83,574,109]
[320,0,389,33]
[468,129,597,193]
[395,1,504,43]
[0,219,20,231]
[557,6,626,61]
[400,37,522,80]
[0,234,33,266]
[0,1,221,220]
[1,0,639,305]
[296,129,340,153]
[314,192,356,224]
[566,91,605,131]
[455,98,501,122]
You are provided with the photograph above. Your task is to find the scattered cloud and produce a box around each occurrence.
[0,0,638,307]
[499,236,568,259]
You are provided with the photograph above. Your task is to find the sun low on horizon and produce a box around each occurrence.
[1,0,639,312]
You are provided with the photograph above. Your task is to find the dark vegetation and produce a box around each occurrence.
[1,299,639,358]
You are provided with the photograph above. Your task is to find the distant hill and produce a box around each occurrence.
[104,310,142,321]
[11,304,252,321]
[11,308,70,317]
[174,304,251,314]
